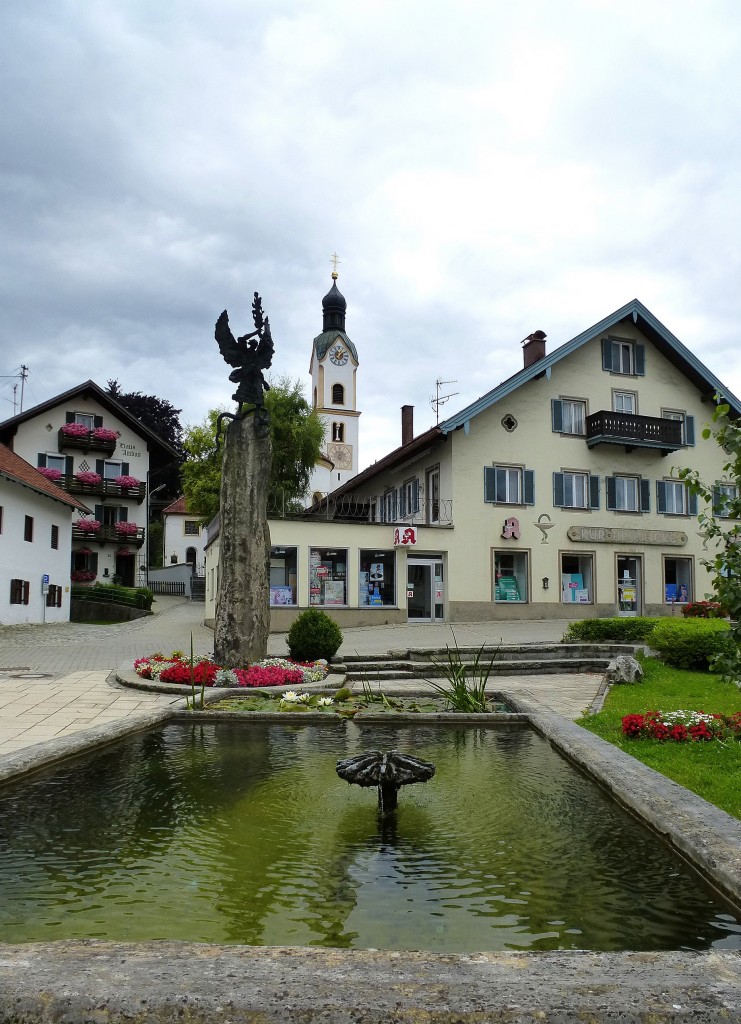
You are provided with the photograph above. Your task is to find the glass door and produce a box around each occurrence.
[617,556,641,616]
[407,559,445,622]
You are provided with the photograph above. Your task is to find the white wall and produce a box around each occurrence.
[163,514,206,569]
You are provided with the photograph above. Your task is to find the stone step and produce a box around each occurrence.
[344,658,610,681]
[340,643,636,665]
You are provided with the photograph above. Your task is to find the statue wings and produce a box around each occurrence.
[214,310,242,368]
[214,294,274,371]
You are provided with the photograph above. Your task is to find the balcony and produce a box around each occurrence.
[60,476,146,504]
[586,411,684,454]
[299,493,454,526]
[58,427,117,456]
[72,525,145,548]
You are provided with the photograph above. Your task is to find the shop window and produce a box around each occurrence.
[270,547,298,606]
[51,524,59,549]
[184,520,200,536]
[310,548,346,606]
[553,472,599,510]
[602,338,645,376]
[46,585,63,608]
[713,483,738,518]
[24,515,33,542]
[484,466,534,506]
[359,550,395,606]
[664,557,692,604]
[551,399,586,435]
[493,551,529,602]
[606,476,649,513]
[657,480,697,516]
[561,553,593,605]
[10,579,29,605]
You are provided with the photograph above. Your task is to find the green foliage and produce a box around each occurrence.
[181,377,325,523]
[579,658,741,818]
[147,519,163,568]
[649,618,731,670]
[562,618,660,643]
[106,380,183,453]
[71,583,153,610]
[287,608,343,662]
[425,637,499,712]
[678,401,741,682]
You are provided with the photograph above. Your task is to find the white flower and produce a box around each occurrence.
[282,690,300,703]
[297,693,312,703]
[317,696,334,707]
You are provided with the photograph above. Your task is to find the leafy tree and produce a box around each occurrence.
[678,400,741,682]
[181,377,325,523]
[106,380,184,454]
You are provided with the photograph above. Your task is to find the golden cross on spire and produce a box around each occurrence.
[330,252,341,279]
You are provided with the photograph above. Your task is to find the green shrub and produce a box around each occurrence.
[649,618,732,670]
[287,608,343,662]
[562,617,660,643]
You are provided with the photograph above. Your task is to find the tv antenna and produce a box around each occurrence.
[430,378,459,424]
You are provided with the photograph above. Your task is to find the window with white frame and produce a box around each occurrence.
[713,482,738,518]
[184,520,200,536]
[402,478,419,517]
[657,480,696,516]
[554,471,588,509]
[561,553,594,604]
[552,399,586,435]
[662,410,695,446]
[45,453,67,474]
[603,338,644,376]
[270,546,297,606]
[103,461,122,480]
[484,465,534,505]
[613,391,636,414]
[426,466,440,524]
[383,489,396,522]
[606,475,644,512]
[74,412,95,430]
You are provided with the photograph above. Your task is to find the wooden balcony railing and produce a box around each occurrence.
[59,477,146,503]
[58,428,117,456]
[72,526,145,548]
[586,411,684,452]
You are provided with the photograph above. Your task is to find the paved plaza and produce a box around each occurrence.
[0,597,603,755]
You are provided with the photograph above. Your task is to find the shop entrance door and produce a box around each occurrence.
[617,556,641,616]
[407,559,444,622]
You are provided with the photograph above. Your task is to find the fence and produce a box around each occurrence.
[148,581,186,596]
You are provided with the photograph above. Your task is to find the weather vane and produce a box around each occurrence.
[214,292,274,440]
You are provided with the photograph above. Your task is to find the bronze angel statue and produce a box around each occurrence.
[215,293,274,422]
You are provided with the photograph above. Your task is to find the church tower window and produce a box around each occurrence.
[332,383,345,405]
[332,422,345,442]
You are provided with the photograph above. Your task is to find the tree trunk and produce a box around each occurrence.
[213,415,272,667]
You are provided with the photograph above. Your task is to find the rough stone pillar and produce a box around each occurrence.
[213,415,272,668]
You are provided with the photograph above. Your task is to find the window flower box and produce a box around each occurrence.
[71,570,97,583]
[38,467,63,480]
[61,422,89,438]
[92,427,119,442]
[76,519,101,533]
[75,471,102,485]
[115,475,141,489]
[115,521,139,536]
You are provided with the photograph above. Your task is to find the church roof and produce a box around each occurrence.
[313,329,358,362]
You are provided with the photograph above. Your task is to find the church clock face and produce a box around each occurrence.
[328,442,352,470]
[329,343,349,366]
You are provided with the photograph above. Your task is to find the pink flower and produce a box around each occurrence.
[115,475,141,488]
[38,467,63,480]
[115,521,139,535]
[61,422,89,437]
[92,427,118,442]
[75,471,102,485]
[76,518,101,532]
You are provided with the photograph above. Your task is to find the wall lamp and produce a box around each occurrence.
[542,577,549,590]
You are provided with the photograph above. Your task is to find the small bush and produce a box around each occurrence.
[287,608,343,662]
[682,600,727,619]
[649,618,732,670]
[562,617,660,643]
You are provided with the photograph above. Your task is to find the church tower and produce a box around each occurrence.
[308,267,360,497]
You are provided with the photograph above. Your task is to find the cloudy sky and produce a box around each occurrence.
[2,0,741,468]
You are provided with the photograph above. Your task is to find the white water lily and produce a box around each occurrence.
[297,693,312,703]
[317,696,334,707]
[281,690,300,703]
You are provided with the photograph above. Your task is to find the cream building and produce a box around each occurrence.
[205,299,740,629]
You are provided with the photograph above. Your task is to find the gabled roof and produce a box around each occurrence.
[326,425,444,497]
[312,330,358,364]
[0,379,180,458]
[440,298,741,433]
[0,443,90,512]
[162,495,191,515]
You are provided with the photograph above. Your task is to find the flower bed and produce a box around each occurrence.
[682,601,728,619]
[622,709,741,743]
[133,653,329,689]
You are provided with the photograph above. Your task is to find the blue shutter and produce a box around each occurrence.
[553,472,564,507]
[399,486,406,518]
[606,476,616,510]
[589,475,600,509]
[65,411,75,424]
[656,480,667,514]
[712,486,722,515]
[640,479,651,512]
[551,400,563,432]
[95,460,104,475]
[65,455,74,475]
[688,490,698,516]
[523,470,535,505]
[484,467,496,503]
[635,344,646,376]
[93,415,103,428]
[37,453,47,468]
[94,504,104,522]
[602,338,613,371]
[412,478,419,513]
[684,416,695,446]
[119,506,128,522]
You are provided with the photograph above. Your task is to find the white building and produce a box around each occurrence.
[162,496,206,572]
[307,272,360,499]
[0,442,89,624]
[0,381,179,588]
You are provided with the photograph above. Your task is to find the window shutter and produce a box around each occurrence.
[589,475,600,509]
[94,504,104,522]
[656,480,667,514]
[94,415,103,428]
[399,487,406,518]
[553,472,564,507]
[484,467,496,503]
[23,580,30,605]
[412,478,419,512]
[65,411,75,424]
[65,455,74,475]
[640,479,651,512]
[551,400,563,432]
[95,460,104,475]
[91,552,99,574]
[684,416,695,446]
[606,476,616,510]
[121,462,129,476]
[635,344,646,376]
[602,338,613,371]
[523,470,535,506]
[688,490,698,516]
[712,486,722,515]
[37,453,47,468]
[119,506,128,523]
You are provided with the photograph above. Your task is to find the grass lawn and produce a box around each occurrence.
[579,657,741,819]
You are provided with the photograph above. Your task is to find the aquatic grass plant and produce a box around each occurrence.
[425,633,501,713]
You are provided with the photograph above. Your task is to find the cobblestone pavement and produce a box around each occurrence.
[0,599,600,754]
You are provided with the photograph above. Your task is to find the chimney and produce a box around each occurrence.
[401,405,414,446]
[522,330,547,368]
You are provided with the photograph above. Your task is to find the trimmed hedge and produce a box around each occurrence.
[287,608,343,662]
[562,617,660,644]
[71,583,154,611]
[649,617,732,670]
